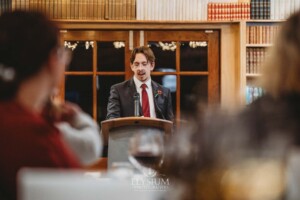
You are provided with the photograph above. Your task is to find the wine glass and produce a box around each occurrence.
[128,132,164,175]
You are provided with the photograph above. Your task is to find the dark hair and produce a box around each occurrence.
[130,46,155,64]
[0,10,59,100]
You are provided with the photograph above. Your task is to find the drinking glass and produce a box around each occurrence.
[128,132,164,174]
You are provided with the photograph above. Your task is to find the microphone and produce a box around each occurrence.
[134,92,140,117]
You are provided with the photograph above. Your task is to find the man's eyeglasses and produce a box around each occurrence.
[132,61,149,68]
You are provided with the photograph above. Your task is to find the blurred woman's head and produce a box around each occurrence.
[0,10,62,100]
[261,11,300,98]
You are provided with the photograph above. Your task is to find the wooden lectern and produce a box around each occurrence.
[101,117,173,168]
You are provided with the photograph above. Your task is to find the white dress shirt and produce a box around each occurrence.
[133,76,156,118]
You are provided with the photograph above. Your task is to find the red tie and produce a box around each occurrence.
[141,84,150,117]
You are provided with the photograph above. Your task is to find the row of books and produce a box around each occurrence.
[9,0,300,21]
[0,0,11,15]
[246,24,281,44]
[246,48,268,74]
[246,85,264,105]
[106,0,136,20]
[136,0,208,21]
[250,0,270,19]
[251,0,300,20]
[136,0,242,21]
[10,0,244,21]
[207,0,300,21]
[12,0,136,20]
[207,2,250,21]
[270,0,300,20]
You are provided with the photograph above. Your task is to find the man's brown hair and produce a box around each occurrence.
[130,46,155,64]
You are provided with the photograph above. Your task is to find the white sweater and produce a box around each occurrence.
[55,112,102,165]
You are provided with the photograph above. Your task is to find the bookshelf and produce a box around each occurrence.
[8,0,300,21]
[240,20,283,105]
[7,0,300,118]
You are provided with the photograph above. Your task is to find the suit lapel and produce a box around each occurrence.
[151,81,164,119]
[128,78,137,97]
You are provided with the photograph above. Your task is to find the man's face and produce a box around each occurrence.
[131,53,154,82]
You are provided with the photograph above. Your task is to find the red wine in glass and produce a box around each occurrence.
[131,151,162,170]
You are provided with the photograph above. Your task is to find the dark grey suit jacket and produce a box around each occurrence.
[106,78,174,122]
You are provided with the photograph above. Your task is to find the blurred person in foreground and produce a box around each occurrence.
[44,97,102,166]
[161,10,300,200]
[0,10,100,200]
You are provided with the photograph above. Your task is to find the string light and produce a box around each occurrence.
[64,41,125,50]
[85,41,94,49]
[113,41,125,49]
[64,41,94,50]
[64,41,78,51]
[189,41,207,48]
[158,41,177,51]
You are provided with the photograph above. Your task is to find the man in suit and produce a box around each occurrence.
[106,46,174,122]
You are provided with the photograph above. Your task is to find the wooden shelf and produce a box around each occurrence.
[246,19,285,23]
[246,44,272,47]
[54,20,240,30]
[246,73,262,78]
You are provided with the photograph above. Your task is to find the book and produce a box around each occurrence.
[100,0,105,20]
[56,0,61,19]
[93,0,97,19]
[104,0,109,20]
[108,0,112,19]
[131,0,136,20]
[125,0,129,20]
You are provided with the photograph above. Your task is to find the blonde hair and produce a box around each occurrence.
[260,11,300,98]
